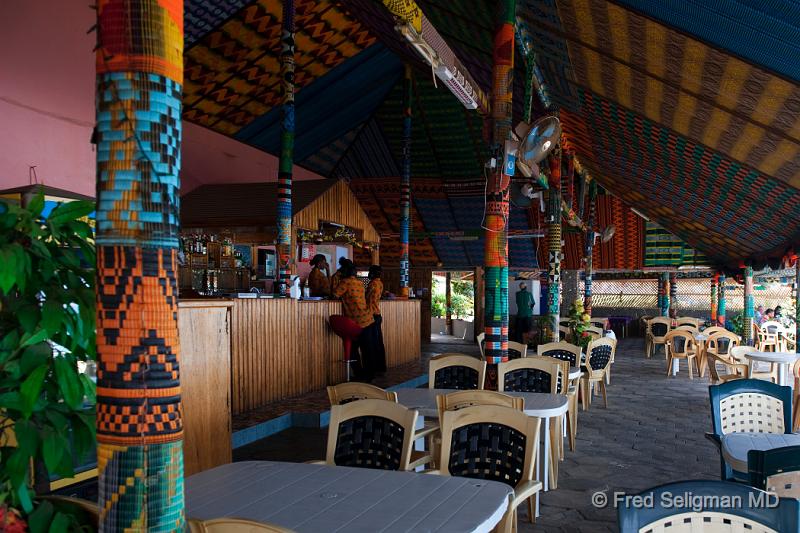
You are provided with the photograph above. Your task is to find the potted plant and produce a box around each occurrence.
[0,192,96,531]
[567,299,592,351]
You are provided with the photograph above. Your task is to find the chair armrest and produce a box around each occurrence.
[704,432,721,450]
[304,459,327,465]
[414,423,440,440]
[510,480,543,509]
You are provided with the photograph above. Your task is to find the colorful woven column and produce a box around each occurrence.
[563,150,575,210]
[743,265,754,345]
[669,272,677,318]
[276,0,296,296]
[710,274,718,323]
[546,146,562,341]
[483,0,515,361]
[583,180,597,315]
[796,260,799,353]
[660,272,670,316]
[95,1,184,529]
[399,65,412,297]
[718,273,727,327]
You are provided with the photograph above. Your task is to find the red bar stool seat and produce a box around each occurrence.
[329,315,362,382]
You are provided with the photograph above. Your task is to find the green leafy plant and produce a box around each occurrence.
[567,299,592,350]
[0,193,96,531]
[431,294,445,318]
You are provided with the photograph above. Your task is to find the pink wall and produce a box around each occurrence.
[0,1,323,198]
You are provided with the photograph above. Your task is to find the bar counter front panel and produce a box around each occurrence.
[231,299,421,414]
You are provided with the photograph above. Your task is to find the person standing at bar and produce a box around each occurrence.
[515,282,535,343]
[308,254,331,297]
[367,265,387,375]
[330,256,348,294]
[333,261,377,381]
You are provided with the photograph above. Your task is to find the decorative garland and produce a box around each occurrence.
[297,228,379,252]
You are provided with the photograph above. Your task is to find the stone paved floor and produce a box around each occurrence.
[236,337,721,532]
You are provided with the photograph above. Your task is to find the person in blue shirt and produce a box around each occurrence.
[515,282,535,343]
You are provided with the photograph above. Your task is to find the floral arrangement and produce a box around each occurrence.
[567,298,592,349]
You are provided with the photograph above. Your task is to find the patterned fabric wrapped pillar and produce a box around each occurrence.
[710,274,718,324]
[95,1,184,529]
[546,147,562,341]
[660,272,670,316]
[483,0,515,361]
[796,260,800,353]
[276,0,296,296]
[583,180,597,314]
[669,272,677,318]
[399,65,412,297]
[718,274,727,327]
[563,150,575,210]
[743,265,754,345]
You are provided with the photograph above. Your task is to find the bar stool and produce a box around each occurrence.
[329,315,362,382]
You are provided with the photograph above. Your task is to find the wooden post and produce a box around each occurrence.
[277,0,296,296]
[445,271,452,335]
[743,264,754,345]
[399,65,412,297]
[718,273,727,327]
[483,0,515,361]
[95,0,185,528]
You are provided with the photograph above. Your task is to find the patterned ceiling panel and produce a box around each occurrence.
[185,1,252,45]
[182,0,376,135]
[555,0,800,189]
[349,178,441,267]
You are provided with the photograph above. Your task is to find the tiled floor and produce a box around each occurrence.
[235,337,721,532]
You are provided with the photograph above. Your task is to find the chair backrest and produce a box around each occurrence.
[188,519,295,533]
[326,398,417,471]
[585,338,615,375]
[617,480,800,533]
[761,321,785,335]
[585,325,603,335]
[676,317,700,327]
[537,341,581,367]
[436,390,524,423]
[674,324,699,333]
[664,330,695,355]
[507,341,528,359]
[589,319,606,330]
[438,404,540,489]
[476,332,485,357]
[648,317,671,338]
[730,345,755,364]
[706,331,739,356]
[701,326,729,337]
[327,382,397,405]
[706,350,749,384]
[497,356,562,394]
[429,353,486,390]
[709,379,793,437]
[748,445,800,499]
[558,325,571,341]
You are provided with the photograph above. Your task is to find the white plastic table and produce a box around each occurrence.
[185,461,512,533]
[721,433,800,473]
[745,351,800,386]
[395,387,568,504]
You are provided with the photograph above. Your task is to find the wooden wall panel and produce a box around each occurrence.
[178,300,233,475]
[294,181,380,242]
[230,299,421,414]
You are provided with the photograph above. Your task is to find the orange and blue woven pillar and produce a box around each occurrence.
[95,0,185,529]
[277,0,296,296]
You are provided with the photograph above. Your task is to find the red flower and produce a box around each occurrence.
[581,332,589,337]
[0,506,27,533]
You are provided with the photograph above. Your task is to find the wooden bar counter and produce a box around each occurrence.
[230,298,421,414]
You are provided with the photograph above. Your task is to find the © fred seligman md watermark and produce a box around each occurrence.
[591,490,781,511]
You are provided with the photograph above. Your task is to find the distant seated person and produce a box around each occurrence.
[774,305,783,318]
[761,308,775,324]
[754,305,764,324]
[307,254,331,297]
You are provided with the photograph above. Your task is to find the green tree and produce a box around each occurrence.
[0,193,96,531]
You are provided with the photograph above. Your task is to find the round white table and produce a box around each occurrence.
[185,461,513,533]
[721,433,800,473]
[744,351,800,386]
[395,387,568,517]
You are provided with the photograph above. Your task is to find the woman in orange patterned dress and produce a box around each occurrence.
[333,260,377,381]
